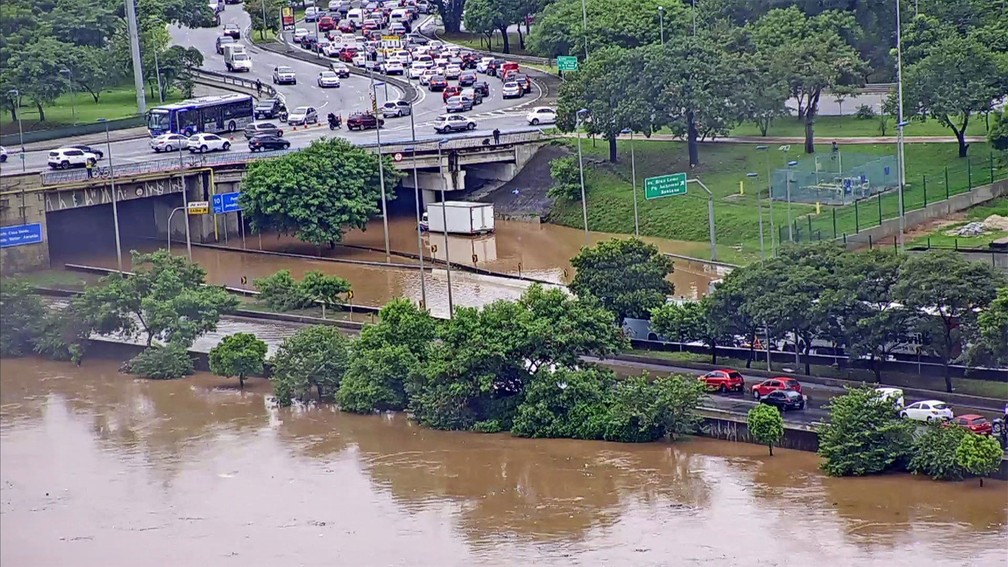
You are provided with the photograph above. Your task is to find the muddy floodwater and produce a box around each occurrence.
[64,218,726,318]
[2,358,1005,566]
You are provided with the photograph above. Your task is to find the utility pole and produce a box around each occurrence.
[124,0,147,114]
[895,0,907,252]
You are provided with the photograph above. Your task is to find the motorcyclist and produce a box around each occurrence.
[327,112,340,129]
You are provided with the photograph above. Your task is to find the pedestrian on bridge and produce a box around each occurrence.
[255,79,262,96]
[493,128,501,145]
[85,159,93,179]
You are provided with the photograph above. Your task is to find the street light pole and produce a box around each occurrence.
[657,6,665,46]
[154,49,164,103]
[99,118,124,274]
[405,116,428,310]
[621,128,639,236]
[369,71,392,263]
[786,160,798,242]
[7,89,25,172]
[748,172,764,261]
[260,0,269,40]
[756,145,775,256]
[580,0,589,60]
[691,0,697,36]
[895,0,907,252]
[174,113,192,261]
[576,108,589,245]
[688,178,717,261]
[437,139,454,318]
[60,69,77,123]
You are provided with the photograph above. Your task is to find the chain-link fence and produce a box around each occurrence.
[770,151,898,206]
[783,152,1007,244]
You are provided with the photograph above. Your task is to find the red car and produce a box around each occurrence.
[338,21,356,33]
[338,47,358,62]
[346,112,385,131]
[441,86,461,103]
[952,414,993,435]
[698,369,745,393]
[751,377,803,400]
[318,16,335,32]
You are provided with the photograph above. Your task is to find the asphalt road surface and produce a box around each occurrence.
[5,8,544,175]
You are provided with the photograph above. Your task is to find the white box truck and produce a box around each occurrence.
[423,201,495,235]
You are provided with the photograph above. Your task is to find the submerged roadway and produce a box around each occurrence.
[3,6,543,175]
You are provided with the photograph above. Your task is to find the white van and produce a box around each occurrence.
[221,43,247,60]
[225,51,252,72]
[347,8,364,25]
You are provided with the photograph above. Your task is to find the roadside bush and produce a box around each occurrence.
[253,270,314,311]
[125,344,194,379]
[602,373,705,442]
[336,344,415,413]
[956,433,1004,487]
[270,325,350,405]
[0,282,47,357]
[818,385,914,477]
[908,422,969,481]
[854,104,876,119]
[512,367,612,439]
[547,156,583,201]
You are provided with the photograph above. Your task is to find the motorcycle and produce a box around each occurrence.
[328,114,342,130]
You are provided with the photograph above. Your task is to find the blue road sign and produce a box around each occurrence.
[212,192,242,214]
[0,223,43,248]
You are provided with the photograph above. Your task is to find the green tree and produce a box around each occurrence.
[903,35,1006,157]
[253,270,314,311]
[547,155,582,201]
[955,432,1004,487]
[747,403,784,456]
[301,271,351,316]
[0,281,48,357]
[651,297,732,365]
[555,46,641,162]
[894,251,1004,392]
[432,0,467,34]
[511,366,613,439]
[157,45,203,99]
[877,90,898,136]
[988,109,1008,153]
[246,0,285,39]
[908,422,969,481]
[270,325,351,406]
[123,344,194,379]
[736,53,790,137]
[5,36,70,121]
[528,0,685,58]
[241,138,402,248]
[818,385,913,477]
[705,269,764,368]
[336,299,436,413]
[640,36,745,167]
[75,250,239,348]
[463,0,524,53]
[209,333,268,389]
[570,238,674,322]
[752,7,867,154]
[842,250,916,383]
[966,287,1008,368]
[66,45,121,103]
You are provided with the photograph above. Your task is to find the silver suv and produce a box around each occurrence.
[244,122,284,139]
[433,114,476,134]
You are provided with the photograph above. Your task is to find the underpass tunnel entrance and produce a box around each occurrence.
[46,194,182,266]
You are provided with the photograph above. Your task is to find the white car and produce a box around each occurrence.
[322,42,342,57]
[317,70,341,88]
[272,66,296,85]
[227,53,252,72]
[408,62,427,78]
[875,387,905,409]
[293,28,310,43]
[502,81,523,99]
[900,400,954,422]
[433,113,476,134]
[383,61,405,75]
[476,56,494,73]
[527,106,556,125]
[419,68,437,85]
[332,62,351,78]
[0,146,7,163]
[444,64,461,79]
[187,133,231,153]
[47,147,99,169]
[150,133,190,153]
[380,100,411,118]
[352,53,367,67]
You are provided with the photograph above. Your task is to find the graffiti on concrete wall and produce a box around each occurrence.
[44,177,185,212]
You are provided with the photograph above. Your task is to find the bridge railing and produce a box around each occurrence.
[39,128,549,186]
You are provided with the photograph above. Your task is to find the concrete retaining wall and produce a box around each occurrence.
[845,179,1008,249]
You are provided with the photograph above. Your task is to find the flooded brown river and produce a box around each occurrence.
[65,218,727,318]
[3,357,1006,566]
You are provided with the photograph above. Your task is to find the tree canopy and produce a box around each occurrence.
[271,325,351,405]
[209,333,268,389]
[241,138,403,247]
[569,238,675,322]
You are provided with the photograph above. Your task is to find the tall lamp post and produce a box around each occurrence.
[436,138,454,318]
[7,89,25,172]
[98,118,124,274]
[657,6,665,45]
[747,172,764,261]
[369,71,392,263]
[60,69,77,124]
[785,160,798,242]
[575,108,590,245]
[404,101,428,310]
[580,0,589,61]
[895,0,907,252]
[755,145,775,256]
[174,113,193,261]
[620,128,639,236]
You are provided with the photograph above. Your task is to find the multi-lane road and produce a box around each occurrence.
[3,6,543,175]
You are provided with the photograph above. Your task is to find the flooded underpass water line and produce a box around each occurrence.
[2,357,1005,565]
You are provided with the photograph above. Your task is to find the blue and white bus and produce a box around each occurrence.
[146,93,254,137]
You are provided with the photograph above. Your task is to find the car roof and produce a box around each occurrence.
[919,399,947,405]
[957,414,984,419]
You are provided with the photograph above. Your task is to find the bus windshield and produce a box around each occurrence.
[147,110,171,132]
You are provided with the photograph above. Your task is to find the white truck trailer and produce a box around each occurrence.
[423,201,495,235]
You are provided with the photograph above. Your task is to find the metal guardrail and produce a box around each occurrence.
[190,68,278,100]
[38,128,549,185]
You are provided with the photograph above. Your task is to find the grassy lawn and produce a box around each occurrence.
[548,139,1008,265]
[3,270,100,291]
[251,28,279,43]
[909,197,1008,249]
[437,31,534,57]
[1,85,182,134]
[630,349,1008,400]
[727,114,991,139]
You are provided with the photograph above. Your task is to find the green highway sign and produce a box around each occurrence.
[557,56,578,71]
[644,172,688,199]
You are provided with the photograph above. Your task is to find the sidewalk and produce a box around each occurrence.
[564,133,988,145]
